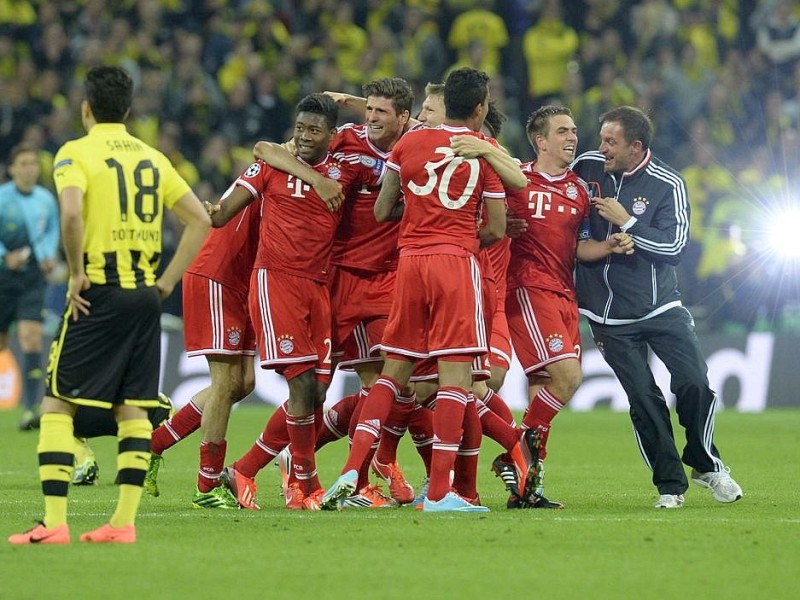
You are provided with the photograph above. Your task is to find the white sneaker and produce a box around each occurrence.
[654,494,685,508]
[691,466,743,503]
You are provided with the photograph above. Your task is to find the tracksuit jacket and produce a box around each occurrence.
[571,150,690,324]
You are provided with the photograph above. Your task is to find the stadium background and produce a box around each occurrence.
[2,0,799,411]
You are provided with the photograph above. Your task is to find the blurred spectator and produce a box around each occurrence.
[756,0,800,93]
[447,0,508,76]
[522,0,580,108]
[630,0,679,58]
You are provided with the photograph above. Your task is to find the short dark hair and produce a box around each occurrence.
[85,66,133,123]
[444,67,489,121]
[296,93,339,130]
[362,77,414,115]
[600,106,653,151]
[526,105,573,148]
[9,143,38,164]
[483,101,507,138]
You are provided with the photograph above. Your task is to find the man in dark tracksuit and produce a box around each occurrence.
[572,106,742,508]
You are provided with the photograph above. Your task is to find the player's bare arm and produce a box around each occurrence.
[451,135,527,190]
[58,185,91,321]
[253,141,344,211]
[479,196,507,247]
[209,184,259,228]
[374,169,403,222]
[576,233,634,262]
[323,91,367,115]
[155,191,211,299]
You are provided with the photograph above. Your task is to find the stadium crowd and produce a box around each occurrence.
[1,0,799,331]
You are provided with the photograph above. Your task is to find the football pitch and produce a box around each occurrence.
[1,405,797,600]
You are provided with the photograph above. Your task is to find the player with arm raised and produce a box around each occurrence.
[323,67,506,513]
[259,79,417,508]
[214,94,384,510]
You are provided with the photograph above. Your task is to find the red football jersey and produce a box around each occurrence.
[236,156,382,283]
[330,123,397,272]
[186,189,260,294]
[388,124,505,255]
[506,163,591,299]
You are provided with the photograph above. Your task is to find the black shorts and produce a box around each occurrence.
[0,269,46,331]
[45,285,162,408]
[73,393,172,438]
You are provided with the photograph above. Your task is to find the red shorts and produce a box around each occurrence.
[182,273,256,357]
[249,268,332,382]
[382,253,487,359]
[329,266,395,367]
[506,286,581,376]
[489,309,512,371]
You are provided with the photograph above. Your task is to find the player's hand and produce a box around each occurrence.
[281,139,297,156]
[155,277,175,300]
[506,214,528,239]
[608,232,635,255]
[451,135,491,158]
[4,247,31,271]
[592,197,631,227]
[203,201,220,216]
[67,273,91,321]
[324,91,350,104]
[39,258,55,275]
[313,178,345,212]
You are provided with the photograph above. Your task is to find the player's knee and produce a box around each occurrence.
[550,363,583,401]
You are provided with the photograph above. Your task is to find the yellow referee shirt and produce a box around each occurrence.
[53,123,191,289]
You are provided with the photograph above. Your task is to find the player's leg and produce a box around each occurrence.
[81,286,163,543]
[648,309,742,503]
[193,355,254,509]
[8,394,76,545]
[79,403,151,543]
[590,320,688,507]
[17,317,45,430]
[422,358,488,512]
[322,356,415,509]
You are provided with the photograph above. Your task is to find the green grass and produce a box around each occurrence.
[1,406,797,600]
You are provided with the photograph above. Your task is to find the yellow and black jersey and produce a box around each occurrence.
[53,123,191,289]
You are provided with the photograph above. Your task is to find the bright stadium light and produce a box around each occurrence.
[766,207,800,260]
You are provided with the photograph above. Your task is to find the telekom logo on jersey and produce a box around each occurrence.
[160,332,775,413]
[287,175,310,198]
[527,190,579,219]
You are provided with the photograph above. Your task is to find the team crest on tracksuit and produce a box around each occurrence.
[632,196,649,215]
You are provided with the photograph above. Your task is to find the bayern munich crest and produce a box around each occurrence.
[278,334,295,354]
[327,166,342,180]
[227,327,242,347]
[565,183,578,199]
[632,197,648,215]
[547,333,565,353]
[244,163,261,178]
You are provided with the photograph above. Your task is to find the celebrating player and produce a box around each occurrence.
[505,105,634,508]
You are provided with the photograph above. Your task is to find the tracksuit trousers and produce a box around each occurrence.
[588,307,723,495]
